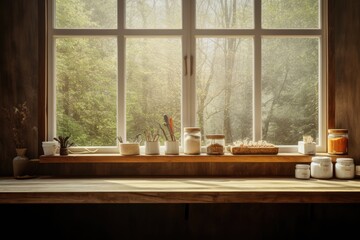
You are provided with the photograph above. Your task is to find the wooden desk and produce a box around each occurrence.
[1,177,360,204]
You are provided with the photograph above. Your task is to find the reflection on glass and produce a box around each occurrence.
[126,0,182,29]
[56,38,117,146]
[196,0,254,29]
[126,38,182,143]
[196,37,254,144]
[262,0,320,29]
[55,0,117,29]
[262,38,319,145]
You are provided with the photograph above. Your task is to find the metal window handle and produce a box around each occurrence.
[184,56,188,75]
[190,55,193,76]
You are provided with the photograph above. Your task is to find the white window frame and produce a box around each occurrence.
[47,0,327,153]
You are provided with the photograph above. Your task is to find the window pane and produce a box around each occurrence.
[262,0,320,29]
[262,38,319,145]
[196,38,254,144]
[196,0,254,29]
[126,38,182,143]
[55,0,117,29]
[126,0,182,29]
[55,38,117,146]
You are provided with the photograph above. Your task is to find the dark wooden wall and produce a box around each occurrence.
[0,0,39,176]
[332,0,360,161]
[0,0,360,177]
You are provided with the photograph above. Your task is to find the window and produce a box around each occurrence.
[48,0,327,153]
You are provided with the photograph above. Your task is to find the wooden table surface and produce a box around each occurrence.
[1,177,360,204]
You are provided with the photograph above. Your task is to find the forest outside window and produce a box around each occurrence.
[47,0,327,153]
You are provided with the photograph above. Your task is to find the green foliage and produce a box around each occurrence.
[54,135,74,148]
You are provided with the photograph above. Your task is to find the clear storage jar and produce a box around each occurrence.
[184,127,201,155]
[335,158,354,179]
[311,156,333,179]
[295,164,310,179]
[206,134,225,155]
[328,129,348,155]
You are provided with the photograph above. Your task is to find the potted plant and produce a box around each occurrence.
[54,135,74,155]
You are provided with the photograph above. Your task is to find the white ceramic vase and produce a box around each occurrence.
[13,148,29,178]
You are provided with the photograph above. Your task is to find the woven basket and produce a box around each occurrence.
[230,146,279,155]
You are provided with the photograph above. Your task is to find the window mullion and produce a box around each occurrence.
[254,0,262,142]
[182,0,194,130]
[118,0,126,143]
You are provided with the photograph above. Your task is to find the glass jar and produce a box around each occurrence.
[328,129,348,155]
[183,127,201,155]
[206,134,225,155]
[335,158,354,179]
[355,166,360,179]
[310,156,333,179]
[295,164,310,179]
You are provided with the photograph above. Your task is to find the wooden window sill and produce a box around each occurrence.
[39,153,345,164]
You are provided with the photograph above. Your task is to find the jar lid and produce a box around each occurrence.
[296,164,310,169]
[328,129,348,134]
[206,134,225,139]
[336,158,353,163]
[184,127,201,132]
[311,156,332,163]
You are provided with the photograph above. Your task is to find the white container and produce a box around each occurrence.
[295,164,310,179]
[120,143,140,156]
[311,156,333,179]
[298,141,316,155]
[165,141,179,155]
[183,127,201,155]
[355,166,360,179]
[145,141,160,155]
[42,141,58,155]
[335,158,354,179]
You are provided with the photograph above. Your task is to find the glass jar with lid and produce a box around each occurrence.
[335,158,354,179]
[328,129,348,155]
[310,156,333,179]
[183,127,201,155]
[295,164,310,179]
[206,134,225,155]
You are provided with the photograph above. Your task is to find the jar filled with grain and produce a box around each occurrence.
[206,134,225,155]
[328,129,348,155]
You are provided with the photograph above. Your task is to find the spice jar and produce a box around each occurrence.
[183,127,201,155]
[328,129,348,154]
[295,164,310,179]
[206,134,225,155]
[335,158,354,179]
[310,156,333,179]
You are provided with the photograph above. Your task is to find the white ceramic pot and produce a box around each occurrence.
[42,141,58,155]
[145,141,160,155]
[165,141,179,155]
[120,143,140,156]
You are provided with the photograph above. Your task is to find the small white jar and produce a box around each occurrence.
[295,164,310,179]
[311,156,333,179]
[335,158,354,179]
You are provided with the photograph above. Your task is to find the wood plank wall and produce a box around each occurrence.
[0,0,359,176]
[332,0,360,162]
[0,0,39,176]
